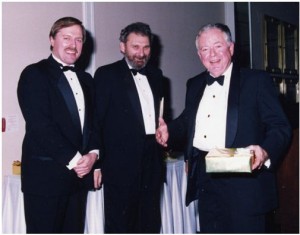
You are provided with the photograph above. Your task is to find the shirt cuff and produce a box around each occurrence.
[264,159,271,168]
[89,149,100,160]
[66,152,82,170]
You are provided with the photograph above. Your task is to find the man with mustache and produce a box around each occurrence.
[17,17,100,233]
[93,22,165,233]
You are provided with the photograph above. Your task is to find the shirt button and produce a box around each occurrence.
[204,135,207,138]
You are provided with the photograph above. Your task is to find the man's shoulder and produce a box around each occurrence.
[147,64,162,73]
[96,59,123,71]
[239,67,269,77]
[94,59,125,78]
[21,58,50,77]
[187,71,206,84]
[24,57,48,68]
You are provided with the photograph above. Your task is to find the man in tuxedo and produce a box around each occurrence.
[93,22,165,233]
[17,17,100,233]
[156,23,292,233]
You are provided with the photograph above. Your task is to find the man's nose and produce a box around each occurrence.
[209,48,216,56]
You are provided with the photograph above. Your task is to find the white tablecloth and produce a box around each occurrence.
[160,158,199,233]
[2,175,26,233]
[2,158,199,233]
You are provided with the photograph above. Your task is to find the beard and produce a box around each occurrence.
[125,54,150,70]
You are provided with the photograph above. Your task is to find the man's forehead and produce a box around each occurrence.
[57,27,83,37]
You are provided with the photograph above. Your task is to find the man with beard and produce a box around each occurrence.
[93,22,165,233]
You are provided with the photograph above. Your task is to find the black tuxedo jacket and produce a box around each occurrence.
[168,64,292,215]
[17,55,98,196]
[94,59,164,185]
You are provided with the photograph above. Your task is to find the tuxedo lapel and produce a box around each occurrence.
[57,73,82,136]
[47,56,82,145]
[187,76,207,158]
[78,74,92,151]
[225,66,240,147]
[145,69,160,122]
[121,61,145,129]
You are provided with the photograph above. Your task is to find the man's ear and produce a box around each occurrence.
[230,42,234,56]
[120,42,125,54]
[50,36,55,47]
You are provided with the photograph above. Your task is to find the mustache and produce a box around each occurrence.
[65,47,78,53]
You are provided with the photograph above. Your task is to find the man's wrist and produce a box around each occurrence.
[89,149,100,160]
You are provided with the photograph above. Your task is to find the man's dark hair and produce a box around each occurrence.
[49,16,86,51]
[119,22,153,44]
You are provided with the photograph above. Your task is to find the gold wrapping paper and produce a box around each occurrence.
[205,148,254,173]
[12,161,21,175]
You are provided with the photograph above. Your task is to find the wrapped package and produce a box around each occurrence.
[205,148,254,173]
[12,160,21,175]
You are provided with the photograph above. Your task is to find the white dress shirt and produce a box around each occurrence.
[130,66,156,135]
[52,54,85,132]
[63,70,85,132]
[52,55,99,168]
[193,63,233,151]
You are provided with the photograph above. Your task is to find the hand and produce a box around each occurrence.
[73,152,97,178]
[93,169,102,189]
[156,117,169,147]
[246,145,269,170]
[185,160,189,175]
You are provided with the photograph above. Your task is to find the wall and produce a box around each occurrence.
[2,2,231,177]
[250,2,299,69]
[2,2,83,177]
[93,2,232,117]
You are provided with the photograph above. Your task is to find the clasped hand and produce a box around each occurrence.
[73,152,97,178]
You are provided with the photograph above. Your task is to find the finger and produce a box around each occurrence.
[93,171,101,188]
[74,167,86,174]
[94,179,99,189]
[251,158,259,170]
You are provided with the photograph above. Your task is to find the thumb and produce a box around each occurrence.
[158,117,165,127]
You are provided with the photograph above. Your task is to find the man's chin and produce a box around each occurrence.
[135,62,147,69]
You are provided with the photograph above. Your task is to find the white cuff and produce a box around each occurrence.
[66,152,82,170]
[264,159,271,168]
[90,149,100,160]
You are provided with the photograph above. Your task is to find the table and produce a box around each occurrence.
[160,158,199,233]
[2,175,26,233]
[2,158,199,233]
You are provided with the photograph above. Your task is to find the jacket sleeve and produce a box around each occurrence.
[257,72,292,170]
[17,64,78,166]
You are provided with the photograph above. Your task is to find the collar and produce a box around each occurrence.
[51,54,74,67]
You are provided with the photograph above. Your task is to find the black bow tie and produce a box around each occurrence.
[130,67,147,76]
[206,74,224,86]
[60,64,77,72]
